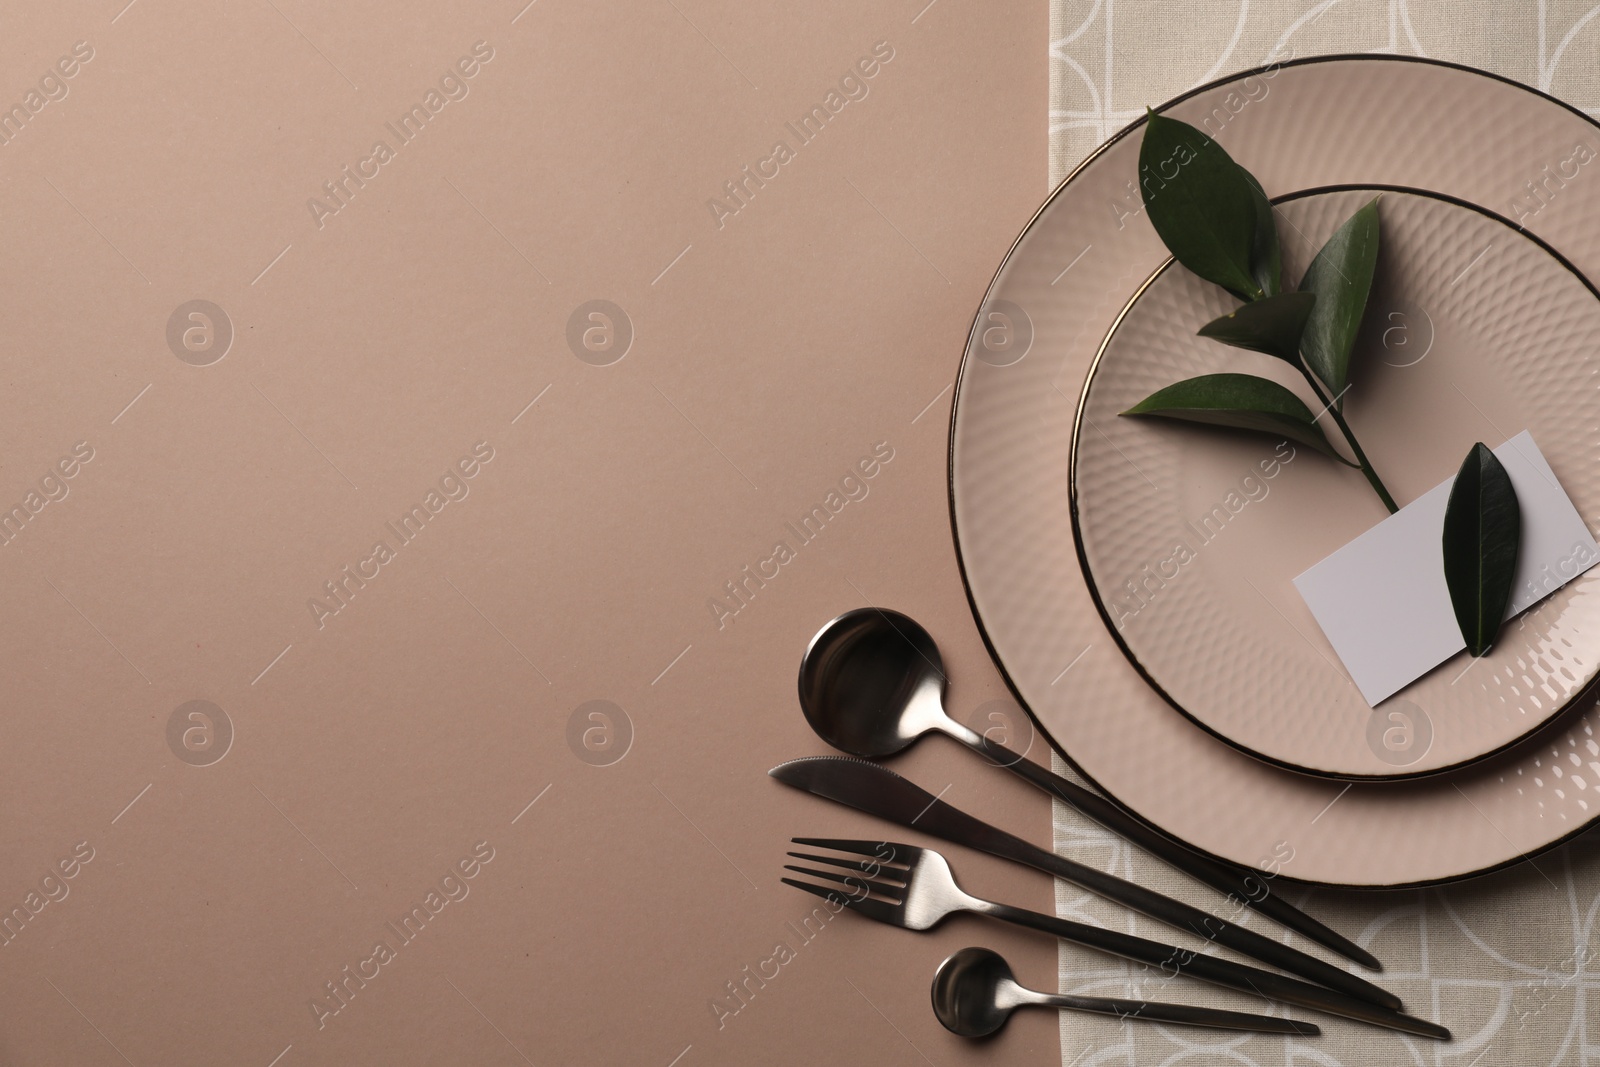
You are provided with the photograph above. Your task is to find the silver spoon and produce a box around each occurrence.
[797,607,1380,970]
[931,947,1320,1038]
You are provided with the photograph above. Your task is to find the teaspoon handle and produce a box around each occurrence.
[1023,989,1320,1036]
[969,735,1379,971]
[980,901,1448,1041]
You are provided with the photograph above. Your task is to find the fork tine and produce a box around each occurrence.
[791,837,917,864]
[782,864,903,899]
[781,878,901,925]
[787,851,910,882]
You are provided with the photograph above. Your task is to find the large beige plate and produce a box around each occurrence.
[950,55,1600,887]
[1074,185,1600,780]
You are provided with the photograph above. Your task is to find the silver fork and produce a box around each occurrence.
[782,838,1451,1042]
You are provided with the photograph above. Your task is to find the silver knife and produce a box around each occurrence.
[770,754,1399,1011]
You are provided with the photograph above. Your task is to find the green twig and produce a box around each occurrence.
[1300,372,1399,514]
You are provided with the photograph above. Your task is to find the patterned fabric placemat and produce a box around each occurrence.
[1051,1,1600,186]
[1048,4,1600,1063]
[1050,750,1600,1065]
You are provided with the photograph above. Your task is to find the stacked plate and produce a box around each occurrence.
[949,56,1600,887]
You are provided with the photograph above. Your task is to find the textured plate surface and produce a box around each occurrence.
[950,55,1600,887]
[1074,186,1600,779]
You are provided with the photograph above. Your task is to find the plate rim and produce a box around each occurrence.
[1069,181,1600,782]
[947,53,1600,889]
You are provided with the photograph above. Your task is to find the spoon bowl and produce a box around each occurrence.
[797,608,950,758]
[931,947,1017,1038]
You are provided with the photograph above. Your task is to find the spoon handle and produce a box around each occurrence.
[972,736,1379,971]
[981,901,1449,1040]
[1024,990,1319,1036]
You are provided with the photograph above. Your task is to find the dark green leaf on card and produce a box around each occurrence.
[1138,112,1263,300]
[1442,442,1521,657]
[1119,373,1352,463]
[1197,291,1316,365]
[1298,198,1380,401]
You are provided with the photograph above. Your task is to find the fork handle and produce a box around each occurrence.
[981,900,1450,1041]
[975,737,1379,971]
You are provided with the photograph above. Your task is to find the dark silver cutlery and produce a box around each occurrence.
[770,755,1399,1010]
[931,946,1320,1038]
[796,608,1379,971]
[783,838,1447,1040]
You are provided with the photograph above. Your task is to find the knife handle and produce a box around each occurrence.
[981,900,1448,1041]
[951,792,1400,1011]
[978,738,1380,970]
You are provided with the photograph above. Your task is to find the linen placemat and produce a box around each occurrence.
[1049,4,1600,1064]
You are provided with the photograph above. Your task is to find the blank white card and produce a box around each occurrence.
[1294,432,1599,706]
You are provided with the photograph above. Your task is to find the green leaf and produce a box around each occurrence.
[1298,197,1380,401]
[1119,373,1352,464]
[1442,443,1521,657]
[1242,169,1282,298]
[1196,291,1316,366]
[1138,111,1262,300]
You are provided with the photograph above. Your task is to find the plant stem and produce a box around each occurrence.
[1300,373,1399,514]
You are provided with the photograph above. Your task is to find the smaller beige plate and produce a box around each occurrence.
[1072,185,1600,780]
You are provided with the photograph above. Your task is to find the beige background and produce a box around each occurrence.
[0,1,1054,1065]
[1051,3,1600,1065]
